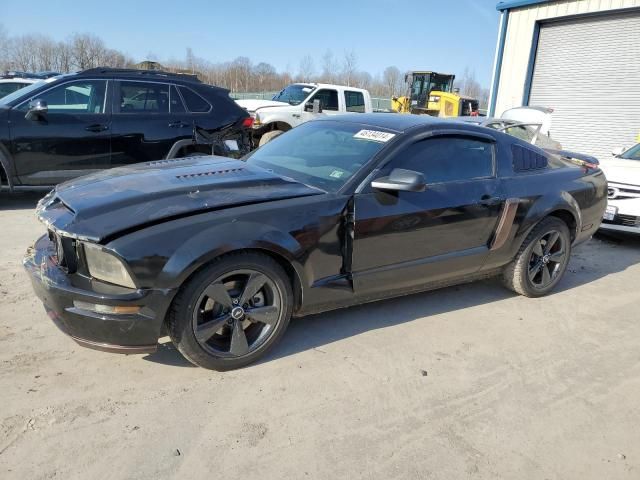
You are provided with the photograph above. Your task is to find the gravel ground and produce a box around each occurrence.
[1,191,639,480]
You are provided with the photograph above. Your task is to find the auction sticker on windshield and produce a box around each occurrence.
[353,130,396,142]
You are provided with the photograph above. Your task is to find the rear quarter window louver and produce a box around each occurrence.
[511,145,548,172]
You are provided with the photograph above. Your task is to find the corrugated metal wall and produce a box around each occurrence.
[528,12,640,159]
[494,0,640,116]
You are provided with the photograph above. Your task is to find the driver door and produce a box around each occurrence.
[9,79,111,185]
[352,133,504,297]
[301,88,339,123]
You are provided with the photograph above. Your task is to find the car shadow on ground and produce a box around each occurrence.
[144,232,640,368]
[0,191,46,210]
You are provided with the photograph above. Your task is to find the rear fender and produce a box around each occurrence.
[514,191,582,249]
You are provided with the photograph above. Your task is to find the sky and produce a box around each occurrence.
[2,0,500,87]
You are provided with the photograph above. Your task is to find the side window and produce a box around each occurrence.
[310,89,339,111]
[345,90,365,113]
[119,81,169,113]
[504,125,534,143]
[0,82,27,98]
[26,80,107,114]
[170,85,186,113]
[391,136,494,184]
[178,86,210,113]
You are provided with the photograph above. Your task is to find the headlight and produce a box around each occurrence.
[83,243,136,288]
[253,112,261,126]
[429,95,441,102]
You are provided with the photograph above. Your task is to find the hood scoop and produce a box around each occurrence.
[176,167,247,181]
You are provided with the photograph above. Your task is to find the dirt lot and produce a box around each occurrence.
[1,191,639,480]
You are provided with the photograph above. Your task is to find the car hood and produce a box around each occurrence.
[599,157,640,186]
[235,99,291,112]
[36,156,323,242]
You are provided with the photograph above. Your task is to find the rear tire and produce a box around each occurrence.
[259,130,284,147]
[167,252,293,370]
[502,217,571,297]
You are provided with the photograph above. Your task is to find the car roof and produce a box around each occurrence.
[77,68,203,84]
[61,68,230,95]
[454,116,487,125]
[293,82,368,93]
[0,78,36,84]
[316,113,448,132]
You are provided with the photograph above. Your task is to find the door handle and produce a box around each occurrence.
[292,114,301,118]
[85,124,109,132]
[479,195,502,206]
[168,121,190,128]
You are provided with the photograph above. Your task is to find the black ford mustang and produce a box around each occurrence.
[25,114,607,370]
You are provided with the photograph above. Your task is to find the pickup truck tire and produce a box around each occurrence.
[502,217,571,298]
[259,130,284,147]
[167,251,293,370]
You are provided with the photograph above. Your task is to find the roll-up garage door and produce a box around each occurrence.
[528,11,640,161]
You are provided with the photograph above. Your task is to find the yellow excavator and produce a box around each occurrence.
[391,71,479,117]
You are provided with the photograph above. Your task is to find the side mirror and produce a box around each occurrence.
[611,146,626,157]
[371,168,426,192]
[304,99,322,113]
[25,99,48,120]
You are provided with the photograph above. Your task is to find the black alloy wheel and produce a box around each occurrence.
[192,269,281,358]
[527,230,567,290]
[168,252,293,370]
[502,216,572,297]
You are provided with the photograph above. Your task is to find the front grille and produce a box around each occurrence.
[48,230,79,273]
[603,214,640,227]
[608,182,640,200]
[617,214,640,227]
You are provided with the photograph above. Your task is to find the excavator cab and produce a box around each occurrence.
[391,71,479,117]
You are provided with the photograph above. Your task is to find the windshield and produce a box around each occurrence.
[272,84,315,105]
[620,143,640,160]
[410,74,453,101]
[245,121,394,192]
[0,80,46,105]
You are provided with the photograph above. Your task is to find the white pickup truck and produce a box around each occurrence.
[236,83,373,147]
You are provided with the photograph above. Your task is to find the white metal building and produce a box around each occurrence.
[489,0,640,160]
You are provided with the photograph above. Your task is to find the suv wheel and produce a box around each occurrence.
[259,130,284,147]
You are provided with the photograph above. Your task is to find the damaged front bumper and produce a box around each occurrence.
[24,235,176,354]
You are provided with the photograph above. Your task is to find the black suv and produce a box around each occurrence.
[0,68,252,191]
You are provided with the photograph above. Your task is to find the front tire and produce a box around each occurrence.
[167,252,293,370]
[502,217,571,297]
[258,130,284,147]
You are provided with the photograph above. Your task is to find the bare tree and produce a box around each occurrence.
[342,50,358,86]
[0,24,10,71]
[297,55,315,82]
[320,49,338,83]
[186,47,195,74]
[455,67,483,100]
[253,62,276,91]
[383,65,402,97]
[10,35,39,71]
[0,25,491,100]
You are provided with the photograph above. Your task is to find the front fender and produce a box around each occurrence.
[255,109,295,130]
[159,220,306,289]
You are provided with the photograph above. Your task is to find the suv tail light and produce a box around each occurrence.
[242,117,254,128]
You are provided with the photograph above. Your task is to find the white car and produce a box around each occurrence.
[0,75,38,99]
[599,143,640,234]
